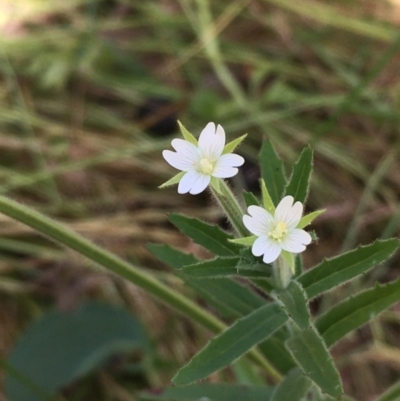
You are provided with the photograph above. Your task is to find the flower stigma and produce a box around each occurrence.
[268,222,288,242]
[199,158,214,175]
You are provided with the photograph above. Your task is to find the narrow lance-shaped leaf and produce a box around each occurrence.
[259,141,286,206]
[146,243,198,269]
[316,276,400,347]
[182,256,242,277]
[182,256,270,279]
[177,120,198,145]
[298,239,399,299]
[258,328,296,374]
[159,172,185,189]
[284,147,313,203]
[230,236,257,246]
[172,304,287,385]
[189,278,266,318]
[297,209,325,229]
[261,179,275,214]
[285,326,343,399]
[243,191,260,207]
[274,280,310,330]
[140,383,274,401]
[169,214,240,256]
[147,244,265,318]
[223,134,247,154]
[271,367,312,401]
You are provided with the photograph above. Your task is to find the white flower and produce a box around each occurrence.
[243,196,312,264]
[162,122,245,195]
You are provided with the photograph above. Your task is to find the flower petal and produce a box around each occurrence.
[261,241,282,264]
[163,150,195,171]
[281,229,312,253]
[251,236,270,256]
[212,154,245,178]
[275,196,303,228]
[171,139,200,159]
[198,122,225,160]
[189,173,211,195]
[243,205,273,236]
[178,170,210,195]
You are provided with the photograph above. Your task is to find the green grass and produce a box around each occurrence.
[0,0,400,399]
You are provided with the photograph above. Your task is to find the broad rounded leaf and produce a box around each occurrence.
[6,301,148,401]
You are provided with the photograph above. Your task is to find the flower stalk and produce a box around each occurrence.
[0,195,281,382]
[210,179,249,238]
[273,256,293,289]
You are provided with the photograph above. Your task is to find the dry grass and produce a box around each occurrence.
[1,1,400,399]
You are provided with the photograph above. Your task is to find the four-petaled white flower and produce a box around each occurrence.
[243,196,312,263]
[162,122,244,195]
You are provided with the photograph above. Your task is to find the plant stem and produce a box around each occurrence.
[210,179,248,238]
[0,195,281,382]
[273,257,293,290]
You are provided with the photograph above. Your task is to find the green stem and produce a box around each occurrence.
[273,257,293,290]
[0,195,280,382]
[210,179,248,237]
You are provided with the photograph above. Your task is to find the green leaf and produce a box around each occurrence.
[230,236,257,246]
[243,191,260,207]
[271,367,312,401]
[298,239,399,299]
[172,304,287,385]
[6,302,147,401]
[169,214,240,257]
[274,281,310,330]
[284,147,313,203]
[182,256,271,279]
[140,383,274,401]
[187,278,266,318]
[147,244,266,318]
[232,358,265,385]
[258,328,296,374]
[223,134,247,154]
[294,254,303,277]
[285,326,343,399]
[375,380,400,401]
[182,256,240,277]
[158,172,185,189]
[297,209,326,229]
[146,243,198,269]
[259,141,286,206]
[178,120,198,145]
[252,277,275,295]
[261,179,276,214]
[316,277,400,347]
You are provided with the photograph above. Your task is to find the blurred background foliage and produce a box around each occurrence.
[1,0,400,400]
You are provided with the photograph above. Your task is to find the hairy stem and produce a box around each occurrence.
[210,179,249,237]
[0,195,280,382]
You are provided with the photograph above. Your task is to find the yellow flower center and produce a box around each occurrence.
[199,158,214,175]
[268,222,288,242]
